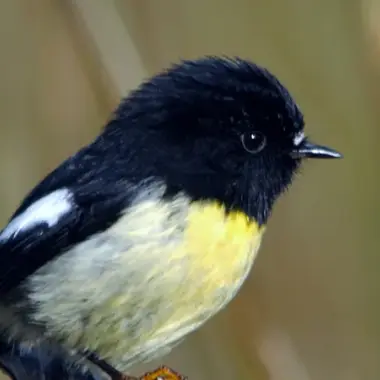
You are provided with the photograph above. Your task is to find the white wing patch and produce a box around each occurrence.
[0,188,73,240]
[293,131,305,146]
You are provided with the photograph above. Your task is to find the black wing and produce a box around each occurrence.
[0,338,108,380]
[0,149,131,295]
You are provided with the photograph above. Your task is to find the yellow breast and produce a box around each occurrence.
[123,201,265,367]
[185,201,264,293]
[114,200,265,368]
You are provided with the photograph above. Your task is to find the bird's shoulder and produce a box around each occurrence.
[0,146,136,294]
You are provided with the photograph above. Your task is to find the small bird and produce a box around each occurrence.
[0,56,341,378]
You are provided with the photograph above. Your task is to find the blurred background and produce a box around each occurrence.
[0,0,378,379]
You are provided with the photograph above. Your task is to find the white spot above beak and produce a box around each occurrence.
[293,132,305,146]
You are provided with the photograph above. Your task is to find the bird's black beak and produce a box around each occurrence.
[291,139,342,159]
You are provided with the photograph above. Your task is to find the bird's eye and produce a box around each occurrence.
[241,131,266,154]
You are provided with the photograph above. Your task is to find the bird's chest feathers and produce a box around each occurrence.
[183,202,264,297]
[26,196,264,368]
[108,199,264,310]
[105,197,264,299]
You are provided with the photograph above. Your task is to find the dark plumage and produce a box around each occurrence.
[106,56,305,223]
[0,339,107,380]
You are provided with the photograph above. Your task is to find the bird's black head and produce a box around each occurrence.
[103,56,342,225]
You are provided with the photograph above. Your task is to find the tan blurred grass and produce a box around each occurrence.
[1,0,380,379]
